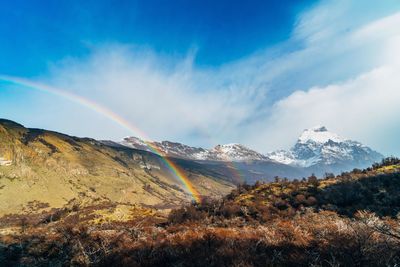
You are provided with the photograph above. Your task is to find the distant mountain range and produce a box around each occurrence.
[121,126,384,176]
[121,137,268,162]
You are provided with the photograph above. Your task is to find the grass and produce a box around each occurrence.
[0,121,234,216]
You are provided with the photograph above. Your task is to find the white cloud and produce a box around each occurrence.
[44,45,263,146]
[16,0,400,156]
[250,12,400,155]
[257,63,400,155]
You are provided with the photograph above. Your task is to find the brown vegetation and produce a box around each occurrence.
[1,158,400,266]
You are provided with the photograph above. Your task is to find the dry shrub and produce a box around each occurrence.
[168,205,206,224]
[295,194,307,204]
[219,201,242,218]
[1,160,400,266]
[305,196,317,206]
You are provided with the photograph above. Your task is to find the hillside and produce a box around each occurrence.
[0,119,234,216]
[1,158,399,266]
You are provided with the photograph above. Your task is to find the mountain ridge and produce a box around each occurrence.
[121,137,269,162]
[121,126,384,175]
[268,126,384,172]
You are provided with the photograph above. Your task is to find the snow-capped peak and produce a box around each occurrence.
[121,136,153,153]
[267,150,297,165]
[268,126,383,169]
[298,126,345,144]
[213,143,244,152]
[209,143,268,161]
[119,126,383,173]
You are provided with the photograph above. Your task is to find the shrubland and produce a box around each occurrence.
[1,157,400,266]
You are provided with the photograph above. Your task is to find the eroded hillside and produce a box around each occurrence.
[0,119,234,216]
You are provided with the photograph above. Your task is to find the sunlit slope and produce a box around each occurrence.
[0,119,234,215]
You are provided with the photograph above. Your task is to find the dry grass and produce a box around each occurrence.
[1,158,399,266]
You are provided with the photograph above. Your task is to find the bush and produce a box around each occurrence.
[168,205,206,224]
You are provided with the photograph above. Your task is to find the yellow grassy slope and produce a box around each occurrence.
[0,120,234,216]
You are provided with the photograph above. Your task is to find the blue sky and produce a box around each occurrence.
[1,0,400,156]
[0,0,312,75]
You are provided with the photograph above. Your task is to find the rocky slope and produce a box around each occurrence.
[0,119,234,216]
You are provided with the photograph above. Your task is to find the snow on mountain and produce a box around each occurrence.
[206,144,269,161]
[121,136,152,152]
[267,150,297,165]
[298,126,344,144]
[120,126,383,174]
[121,137,207,159]
[267,126,383,169]
[121,138,267,162]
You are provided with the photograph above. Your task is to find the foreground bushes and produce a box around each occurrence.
[1,160,400,266]
[1,210,400,266]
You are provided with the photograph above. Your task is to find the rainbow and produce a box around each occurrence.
[0,75,202,203]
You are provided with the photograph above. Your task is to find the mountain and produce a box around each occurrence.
[122,127,384,178]
[121,137,207,160]
[0,119,235,216]
[121,137,268,162]
[268,126,384,174]
[207,144,269,161]
[0,118,384,218]
[121,137,303,183]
